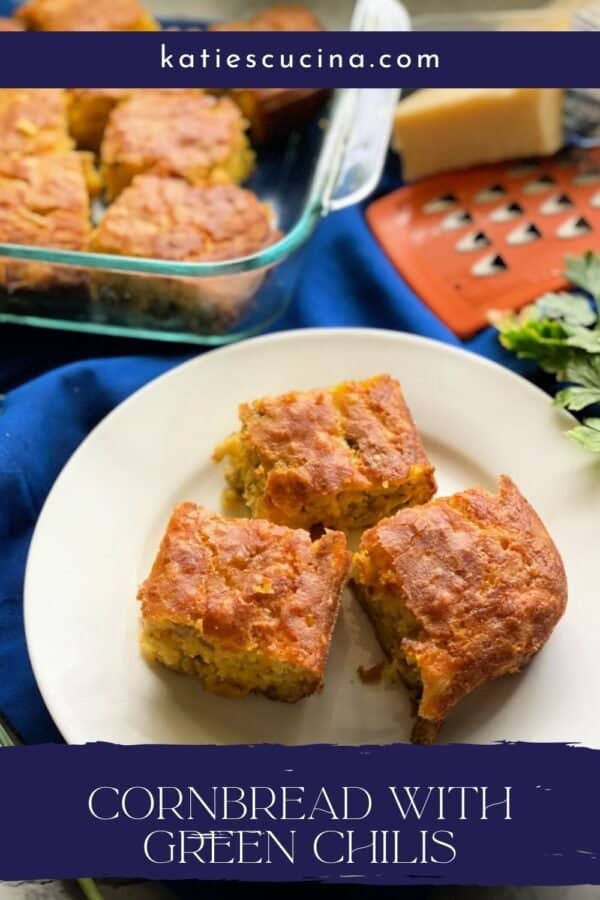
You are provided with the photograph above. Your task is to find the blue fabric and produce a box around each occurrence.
[0,154,546,746]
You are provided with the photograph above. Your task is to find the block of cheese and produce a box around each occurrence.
[393,89,564,181]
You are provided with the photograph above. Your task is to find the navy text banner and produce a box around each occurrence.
[0,32,598,88]
[1,742,599,883]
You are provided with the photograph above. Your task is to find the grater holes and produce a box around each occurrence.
[455,231,491,252]
[539,193,574,215]
[490,201,524,223]
[573,168,600,186]
[557,216,593,239]
[473,184,507,204]
[423,193,458,214]
[471,253,508,277]
[523,174,556,195]
[440,209,473,231]
[506,223,542,246]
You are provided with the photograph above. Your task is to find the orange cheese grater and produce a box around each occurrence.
[366,148,600,338]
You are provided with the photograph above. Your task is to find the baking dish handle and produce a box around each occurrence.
[319,0,410,215]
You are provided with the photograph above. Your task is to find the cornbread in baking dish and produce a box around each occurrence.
[67,89,131,152]
[0,152,92,292]
[16,0,157,30]
[214,375,437,530]
[138,503,351,701]
[0,89,72,156]
[213,3,324,31]
[211,4,328,143]
[352,475,568,743]
[100,90,255,200]
[87,175,280,330]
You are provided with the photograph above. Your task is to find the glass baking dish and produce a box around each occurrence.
[0,0,406,345]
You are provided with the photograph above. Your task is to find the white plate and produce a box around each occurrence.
[24,328,600,746]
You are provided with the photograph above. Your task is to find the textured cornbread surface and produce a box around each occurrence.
[16,0,157,30]
[214,374,437,530]
[0,152,92,291]
[211,4,327,143]
[0,89,72,157]
[216,4,325,30]
[100,90,255,199]
[353,475,568,742]
[0,16,22,28]
[67,89,131,152]
[88,175,279,327]
[138,503,351,702]
[89,175,278,262]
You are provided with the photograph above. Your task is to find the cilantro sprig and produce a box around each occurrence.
[492,251,600,454]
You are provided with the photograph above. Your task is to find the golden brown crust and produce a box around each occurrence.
[67,89,131,151]
[210,5,327,142]
[211,4,324,32]
[215,374,436,529]
[353,475,568,731]
[0,152,92,291]
[138,502,351,678]
[16,0,157,30]
[247,3,324,30]
[100,90,254,198]
[0,17,23,29]
[89,175,278,262]
[0,89,72,156]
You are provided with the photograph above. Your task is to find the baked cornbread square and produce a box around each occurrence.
[138,503,351,701]
[353,475,568,743]
[88,175,279,329]
[0,89,72,156]
[0,152,92,292]
[68,89,130,152]
[16,0,157,30]
[100,90,255,200]
[0,17,23,29]
[211,4,328,143]
[214,375,437,530]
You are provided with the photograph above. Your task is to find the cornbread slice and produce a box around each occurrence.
[100,90,254,200]
[353,475,568,743]
[88,174,279,330]
[0,152,92,292]
[214,375,437,530]
[0,89,72,156]
[138,503,351,701]
[68,89,131,152]
[211,4,328,143]
[16,0,157,30]
[0,17,23,29]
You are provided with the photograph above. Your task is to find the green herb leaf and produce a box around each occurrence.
[564,353,600,389]
[536,291,597,326]
[554,385,600,411]
[565,251,600,302]
[567,418,600,453]
[492,250,600,456]
[563,325,600,354]
[496,315,576,373]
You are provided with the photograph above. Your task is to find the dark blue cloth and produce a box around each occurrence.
[0,157,544,746]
